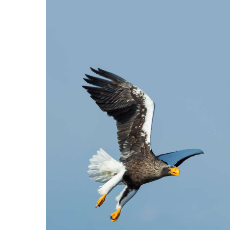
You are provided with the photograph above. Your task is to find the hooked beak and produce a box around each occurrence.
[169,167,180,176]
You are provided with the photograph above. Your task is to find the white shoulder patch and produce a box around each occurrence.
[142,93,154,144]
[133,87,155,145]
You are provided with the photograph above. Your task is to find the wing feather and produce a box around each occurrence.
[157,149,204,166]
[83,68,155,162]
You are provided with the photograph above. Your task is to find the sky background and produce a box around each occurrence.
[47,1,230,229]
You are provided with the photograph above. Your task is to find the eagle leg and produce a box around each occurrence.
[96,194,107,208]
[110,208,121,222]
[110,186,139,222]
[96,169,125,208]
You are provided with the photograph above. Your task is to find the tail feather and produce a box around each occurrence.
[88,148,124,184]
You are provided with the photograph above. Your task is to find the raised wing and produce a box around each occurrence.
[157,149,204,167]
[83,68,155,162]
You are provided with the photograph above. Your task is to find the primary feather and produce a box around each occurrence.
[83,68,155,162]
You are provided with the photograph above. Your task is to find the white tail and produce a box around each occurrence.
[88,148,124,184]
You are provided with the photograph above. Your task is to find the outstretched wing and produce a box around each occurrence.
[83,68,155,162]
[157,149,204,167]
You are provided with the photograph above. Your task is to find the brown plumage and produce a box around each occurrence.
[83,68,171,193]
[83,67,187,222]
[123,150,168,189]
[83,68,158,164]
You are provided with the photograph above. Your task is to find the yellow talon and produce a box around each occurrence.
[96,194,106,207]
[110,208,121,222]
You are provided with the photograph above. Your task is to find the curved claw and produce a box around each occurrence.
[96,194,106,208]
[110,208,121,222]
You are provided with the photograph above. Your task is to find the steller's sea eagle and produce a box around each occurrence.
[83,68,204,222]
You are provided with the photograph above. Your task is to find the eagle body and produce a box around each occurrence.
[83,68,203,222]
[123,151,168,189]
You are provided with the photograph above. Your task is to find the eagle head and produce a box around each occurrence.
[162,165,180,177]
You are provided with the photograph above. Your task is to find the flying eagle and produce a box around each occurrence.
[83,68,203,222]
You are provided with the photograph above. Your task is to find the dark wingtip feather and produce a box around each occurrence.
[85,74,102,81]
[83,77,90,84]
[98,68,104,72]
[85,74,92,78]
[83,78,92,84]
[90,67,100,75]
[82,85,92,90]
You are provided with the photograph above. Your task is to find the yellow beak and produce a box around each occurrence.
[169,167,180,176]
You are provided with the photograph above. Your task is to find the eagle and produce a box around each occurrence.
[83,68,203,222]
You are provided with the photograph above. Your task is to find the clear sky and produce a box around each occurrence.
[47,1,230,229]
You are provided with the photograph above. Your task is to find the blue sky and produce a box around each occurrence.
[47,1,230,229]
